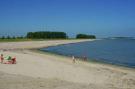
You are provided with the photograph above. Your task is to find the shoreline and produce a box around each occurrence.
[32,48,135,72]
[0,39,135,89]
[37,42,135,69]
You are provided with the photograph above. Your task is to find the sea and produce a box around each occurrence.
[40,38,135,68]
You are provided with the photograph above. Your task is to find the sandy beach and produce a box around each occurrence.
[0,39,135,89]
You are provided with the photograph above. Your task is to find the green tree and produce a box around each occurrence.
[76,34,96,39]
[7,35,11,39]
[12,36,16,39]
[1,36,5,39]
[26,31,68,39]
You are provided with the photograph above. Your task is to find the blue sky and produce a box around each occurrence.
[0,0,135,38]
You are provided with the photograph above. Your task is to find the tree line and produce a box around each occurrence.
[0,36,24,39]
[76,34,96,39]
[27,31,68,39]
[0,31,96,39]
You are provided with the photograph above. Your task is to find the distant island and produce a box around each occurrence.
[105,37,134,39]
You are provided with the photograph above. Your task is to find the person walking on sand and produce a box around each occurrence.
[83,56,87,61]
[72,56,76,63]
[0,54,4,63]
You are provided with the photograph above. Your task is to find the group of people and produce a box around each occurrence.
[0,54,16,64]
[72,56,87,63]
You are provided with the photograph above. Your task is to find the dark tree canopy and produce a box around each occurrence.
[7,35,11,39]
[76,34,96,39]
[27,31,68,39]
[1,36,5,39]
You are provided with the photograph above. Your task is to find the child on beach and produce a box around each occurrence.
[0,54,4,63]
[72,56,76,63]
[83,56,87,61]
[11,57,16,64]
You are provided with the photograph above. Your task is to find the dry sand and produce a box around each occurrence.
[0,40,135,89]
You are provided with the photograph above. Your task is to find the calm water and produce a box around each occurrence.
[41,39,135,68]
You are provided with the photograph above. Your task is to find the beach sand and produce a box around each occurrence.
[0,40,135,89]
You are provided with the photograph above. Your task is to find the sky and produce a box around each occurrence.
[0,0,135,38]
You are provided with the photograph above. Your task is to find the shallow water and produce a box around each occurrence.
[41,39,135,68]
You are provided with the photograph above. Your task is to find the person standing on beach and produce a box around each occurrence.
[83,56,87,61]
[72,56,76,63]
[0,54,4,63]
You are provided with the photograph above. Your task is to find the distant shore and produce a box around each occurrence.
[0,39,135,89]
[0,39,92,50]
